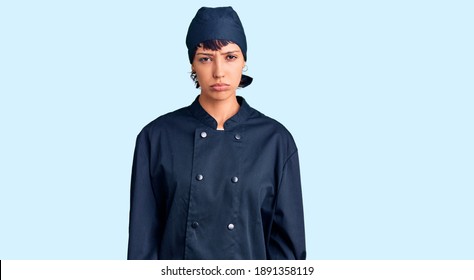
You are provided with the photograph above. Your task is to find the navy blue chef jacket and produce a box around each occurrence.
[127,96,306,259]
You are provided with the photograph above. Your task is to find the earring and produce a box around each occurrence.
[243,65,248,72]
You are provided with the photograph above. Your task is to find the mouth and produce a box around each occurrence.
[210,83,231,91]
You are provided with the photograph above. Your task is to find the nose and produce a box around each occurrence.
[212,58,225,79]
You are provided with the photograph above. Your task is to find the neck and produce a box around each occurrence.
[198,94,240,130]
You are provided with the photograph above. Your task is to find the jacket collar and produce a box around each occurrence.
[188,95,252,130]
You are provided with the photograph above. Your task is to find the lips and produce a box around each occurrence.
[210,83,231,91]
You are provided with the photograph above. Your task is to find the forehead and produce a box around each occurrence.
[196,42,242,53]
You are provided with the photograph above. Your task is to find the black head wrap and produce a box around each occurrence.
[186,6,252,87]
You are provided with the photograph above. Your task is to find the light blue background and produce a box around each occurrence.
[1,0,473,259]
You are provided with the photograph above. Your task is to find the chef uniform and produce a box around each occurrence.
[127,7,306,260]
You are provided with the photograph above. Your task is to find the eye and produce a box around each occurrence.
[199,57,211,63]
[226,55,237,61]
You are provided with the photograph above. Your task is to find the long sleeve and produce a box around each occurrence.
[267,150,306,260]
[127,130,160,259]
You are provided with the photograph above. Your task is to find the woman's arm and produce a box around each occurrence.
[127,130,160,260]
[267,150,306,260]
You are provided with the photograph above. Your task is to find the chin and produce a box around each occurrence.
[202,89,236,101]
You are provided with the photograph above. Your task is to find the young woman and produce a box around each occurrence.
[127,6,306,260]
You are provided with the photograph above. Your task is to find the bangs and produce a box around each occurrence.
[197,39,233,51]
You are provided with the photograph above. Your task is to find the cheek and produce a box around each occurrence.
[231,67,243,84]
[194,68,210,82]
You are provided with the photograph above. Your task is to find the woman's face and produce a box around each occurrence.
[192,43,245,101]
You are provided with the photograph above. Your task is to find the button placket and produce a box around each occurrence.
[185,128,211,258]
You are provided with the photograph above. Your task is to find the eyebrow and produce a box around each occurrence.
[196,50,241,56]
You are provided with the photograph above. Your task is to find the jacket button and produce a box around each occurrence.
[234,134,241,140]
[227,223,235,230]
[196,174,204,181]
[200,131,207,138]
[231,176,239,183]
[192,222,199,229]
